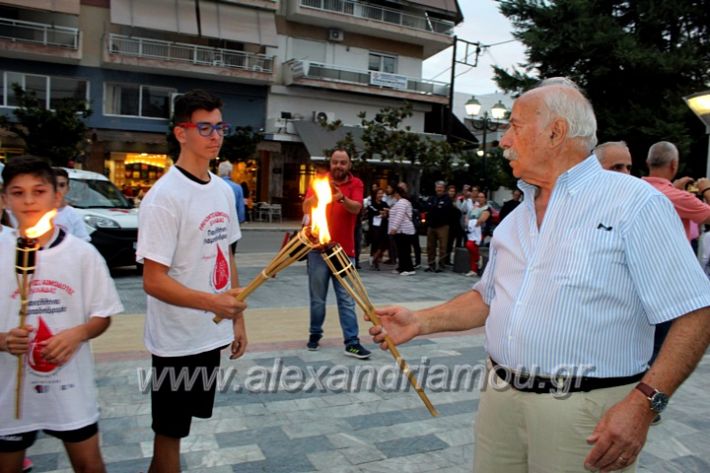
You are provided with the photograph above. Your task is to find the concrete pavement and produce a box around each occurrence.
[26,222,710,472]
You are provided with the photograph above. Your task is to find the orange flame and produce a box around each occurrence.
[310,177,332,244]
[25,209,57,239]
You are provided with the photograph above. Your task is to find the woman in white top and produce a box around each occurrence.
[465,192,491,276]
[387,185,416,275]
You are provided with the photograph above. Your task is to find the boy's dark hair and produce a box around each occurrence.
[1,155,56,191]
[53,167,69,180]
[172,89,223,124]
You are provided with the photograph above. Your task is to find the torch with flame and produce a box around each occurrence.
[14,209,57,418]
[311,183,438,416]
[211,179,334,324]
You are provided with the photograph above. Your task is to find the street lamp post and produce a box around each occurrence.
[465,97,507,194]
[684,90,710,179]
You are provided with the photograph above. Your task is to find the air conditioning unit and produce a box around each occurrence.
[313,111,335,123]
[328,28,344,42]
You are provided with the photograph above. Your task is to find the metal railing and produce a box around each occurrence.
[289,60,449,96]
[108,34,274,73]
[299,0,454,35]
[0,17,80,49]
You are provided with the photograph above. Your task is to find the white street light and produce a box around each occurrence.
[466,97,508,192]
[684,90,710,178]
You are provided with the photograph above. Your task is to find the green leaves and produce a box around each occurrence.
[0,84,91,167]
[494,0,710,175]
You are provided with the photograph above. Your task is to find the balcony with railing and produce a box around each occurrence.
[0,17,81,62]
[105,34,275,83]
[284,60,449,104]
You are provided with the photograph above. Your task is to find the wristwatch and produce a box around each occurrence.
[635,382,669,414]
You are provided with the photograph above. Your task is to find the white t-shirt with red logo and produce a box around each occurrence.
[136,166,241,357]
[0,230,124,435]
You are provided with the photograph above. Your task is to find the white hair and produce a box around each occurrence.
[646,141,678,168]
[594,141,628,161]
[217,161,233,177]
[537,84,598,150]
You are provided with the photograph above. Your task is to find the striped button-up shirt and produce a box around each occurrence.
[474,156,710,378]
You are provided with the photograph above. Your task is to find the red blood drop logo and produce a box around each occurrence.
[213,244,229,290]
[28,317,58,374]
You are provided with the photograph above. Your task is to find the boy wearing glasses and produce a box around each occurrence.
[136,89,248,473]
[52,168,90,241]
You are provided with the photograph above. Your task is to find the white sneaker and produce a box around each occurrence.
[465,270,476,277]
[400,271,416,276]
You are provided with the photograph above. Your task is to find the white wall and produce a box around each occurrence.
[266,86,427,131]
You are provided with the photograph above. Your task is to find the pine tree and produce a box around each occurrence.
[494,0,710,175]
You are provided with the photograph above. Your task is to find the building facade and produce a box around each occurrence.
[0,0,461,216]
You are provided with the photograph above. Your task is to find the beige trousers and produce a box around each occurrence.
[473,366,638,473]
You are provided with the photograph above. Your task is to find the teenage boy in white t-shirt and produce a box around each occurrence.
[136,89,248,473]
[0,155,123,472]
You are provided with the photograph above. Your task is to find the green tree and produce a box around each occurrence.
[322,102,461,179]
[0,84,91,166]
[494,0,710,175]
[220,126,262,163]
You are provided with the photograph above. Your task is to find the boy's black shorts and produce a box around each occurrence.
[151,346,224,438]
[0,423,98,452]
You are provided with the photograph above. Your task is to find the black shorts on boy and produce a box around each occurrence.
[151,346,223,438]
[0,423,98,452]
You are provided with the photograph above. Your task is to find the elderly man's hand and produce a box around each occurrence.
[367,306,421,350]
[672,176,693,190]
[584,391,655,471]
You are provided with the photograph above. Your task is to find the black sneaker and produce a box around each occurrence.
[344,343,371,359]
[307,334,322,351]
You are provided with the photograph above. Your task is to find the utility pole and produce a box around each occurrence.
[447,37,481,137]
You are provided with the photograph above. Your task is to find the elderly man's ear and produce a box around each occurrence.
[548,119,568,147]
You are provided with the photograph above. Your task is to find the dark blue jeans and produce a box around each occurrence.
[307,251,360,346]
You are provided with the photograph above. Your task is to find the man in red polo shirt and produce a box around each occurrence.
[302,150,369,358]
[642,141,710,241]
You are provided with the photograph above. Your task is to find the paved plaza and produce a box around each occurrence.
[24,224,710,472]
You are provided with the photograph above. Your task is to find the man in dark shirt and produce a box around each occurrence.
[499,189,522,222]
[425,181,453,272]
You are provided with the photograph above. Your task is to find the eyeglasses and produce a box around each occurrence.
[611,164,632,172]
[177,121,231,137]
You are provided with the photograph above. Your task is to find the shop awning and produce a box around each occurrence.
[110,0,278,46]
[1,0,79,15]
[292,120,444,162]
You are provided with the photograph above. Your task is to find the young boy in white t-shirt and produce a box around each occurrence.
[0,155,123,472]
[136,89,248,473]
[52,168,90,241]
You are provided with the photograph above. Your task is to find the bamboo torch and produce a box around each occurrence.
[310,178,437,416]
[321,243,438,416]
[213,176,334,323]
[212,227,320,323]
[14,209,56,418]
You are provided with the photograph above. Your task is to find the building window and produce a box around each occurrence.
[104,83,176,119]
[368,52,397,73]
[1,71,88,109]
[50,77,89,110]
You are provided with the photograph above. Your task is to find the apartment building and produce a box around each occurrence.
[0,0,462,216]
[264,0,461,215]
[0,0,275,195]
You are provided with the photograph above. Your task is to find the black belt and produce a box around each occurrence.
[490,358,645,394]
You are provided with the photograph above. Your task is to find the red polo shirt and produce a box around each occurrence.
[643,176,710,240]
[306,172,363,256]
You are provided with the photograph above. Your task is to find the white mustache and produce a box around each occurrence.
[503,149,518,161]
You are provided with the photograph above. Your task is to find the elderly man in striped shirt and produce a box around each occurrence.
[370,80,710,472]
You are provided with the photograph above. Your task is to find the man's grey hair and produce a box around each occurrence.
[535,80,598,150]
[594,141,629,160]
[435,180,446,187]
[217,160,233,177]
[537,76,583,91]
[646,141,678,168]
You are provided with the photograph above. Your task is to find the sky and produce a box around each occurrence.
[422,1,528,96]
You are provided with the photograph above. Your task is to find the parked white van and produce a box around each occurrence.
[63,168,139,269]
